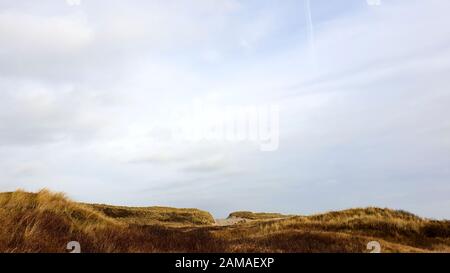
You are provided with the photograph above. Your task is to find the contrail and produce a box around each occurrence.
[305,0,317,70]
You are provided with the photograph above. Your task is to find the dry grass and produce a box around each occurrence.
[0,190,449,253]
[228,211,291,220]
[217,208,450,253]
[88,204,215,227]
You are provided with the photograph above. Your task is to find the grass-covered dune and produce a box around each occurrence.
[88,204,215,226]
[228,211,291,220]
[0,190,449,253]
[0,190,215,253]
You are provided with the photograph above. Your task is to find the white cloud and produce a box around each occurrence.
[0,0,450,218]
[0,11,93,54]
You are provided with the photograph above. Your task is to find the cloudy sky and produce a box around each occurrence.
[1,0,449,219]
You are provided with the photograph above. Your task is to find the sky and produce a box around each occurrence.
[0,0,449,219]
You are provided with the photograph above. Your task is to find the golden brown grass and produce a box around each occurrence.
[218,208,450,253]
[228,211,291,220]
[0,190,449,253]
[88,204,215,226]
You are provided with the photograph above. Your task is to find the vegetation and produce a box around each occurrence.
[0,190,449,253]
[88,204,215,226]
[228,211,291,220]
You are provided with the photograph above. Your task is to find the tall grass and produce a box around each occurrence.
[89,204,215,226]
[228,211,290,220]
[0,190,449,253]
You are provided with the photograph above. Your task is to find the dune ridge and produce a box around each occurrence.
[0,190,449,253]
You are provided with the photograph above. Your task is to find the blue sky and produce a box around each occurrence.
[0,0,449,219]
